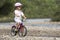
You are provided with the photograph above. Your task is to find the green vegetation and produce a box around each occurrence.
[0,0,60,22]
[52,0,60,21]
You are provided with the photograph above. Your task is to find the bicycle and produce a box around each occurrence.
[11,19,27,37]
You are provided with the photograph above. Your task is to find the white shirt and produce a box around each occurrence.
[14,10,24,20]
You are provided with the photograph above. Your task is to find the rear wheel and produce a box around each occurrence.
[18,26,27,37]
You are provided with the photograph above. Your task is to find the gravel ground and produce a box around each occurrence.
[0,21,60,40]
[0,26,60,40]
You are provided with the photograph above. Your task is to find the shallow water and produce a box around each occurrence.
[0,19,60,28]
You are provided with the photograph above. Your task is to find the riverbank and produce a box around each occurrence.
[0,21,60,40]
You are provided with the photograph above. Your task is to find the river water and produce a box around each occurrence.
[0,19,60,28]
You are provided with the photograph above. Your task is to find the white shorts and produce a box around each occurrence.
[14,17,22,23]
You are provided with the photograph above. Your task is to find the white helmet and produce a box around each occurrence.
[15,2,22,7]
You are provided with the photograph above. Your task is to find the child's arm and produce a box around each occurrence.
[21,12,26,19]
[23,15,26,19]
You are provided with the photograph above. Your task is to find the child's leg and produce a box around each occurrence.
[15,23,19,29]
[20,23,24,33]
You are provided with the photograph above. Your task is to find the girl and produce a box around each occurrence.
[14,2,26,29]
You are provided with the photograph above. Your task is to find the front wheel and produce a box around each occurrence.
[18,26,27,37]
[11,26,17,36]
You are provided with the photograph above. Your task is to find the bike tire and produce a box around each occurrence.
[11,26,17,36]
[18,26,27,37]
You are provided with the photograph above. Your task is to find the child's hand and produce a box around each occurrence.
[23,18,26,22]
[25,17,26,19]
